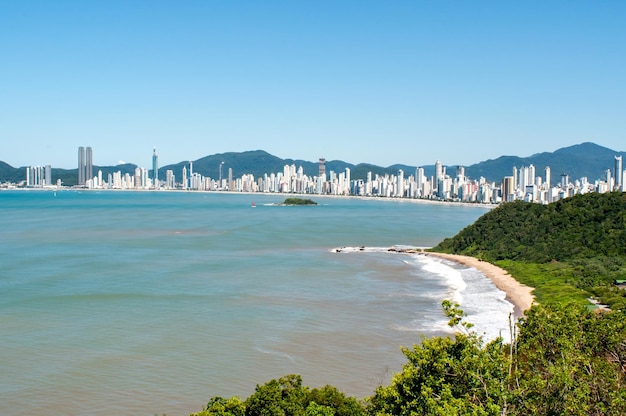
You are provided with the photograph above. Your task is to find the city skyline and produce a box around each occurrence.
[1,2,625,169]
[8,140,626,186]
[15,144,623,208]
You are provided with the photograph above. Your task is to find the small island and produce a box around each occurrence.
[283,197,317,206]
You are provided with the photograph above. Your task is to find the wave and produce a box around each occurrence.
[418,256,467,304]
[331,245,514,342]
[253,346,296,362]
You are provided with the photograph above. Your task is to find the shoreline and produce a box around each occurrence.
[423,252,536,317]
[1,187,497,209]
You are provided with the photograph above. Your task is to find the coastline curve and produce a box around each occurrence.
[424,252,536,317]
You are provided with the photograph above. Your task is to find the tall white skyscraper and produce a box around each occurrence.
[397,169,404,197]
[435,160,443,185]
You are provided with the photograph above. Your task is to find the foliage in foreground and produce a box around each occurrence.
[191,302,626,416]
[191,375,365,416]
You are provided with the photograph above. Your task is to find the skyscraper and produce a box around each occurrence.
[614,155,622,190]
[78,146,85,185]
[45,165,52,186]
[435,160,443,185]
[86,147,93,183]
[318,158,326,181]
[502,176,515,202]
[152,148,159,189]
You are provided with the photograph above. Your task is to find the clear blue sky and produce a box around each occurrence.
[1,1,624,169]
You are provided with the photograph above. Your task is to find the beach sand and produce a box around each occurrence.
[424,252,536,317]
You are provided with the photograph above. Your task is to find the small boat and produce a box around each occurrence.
[251,202,256,208]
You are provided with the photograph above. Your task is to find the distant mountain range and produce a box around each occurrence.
[1,142,624,186]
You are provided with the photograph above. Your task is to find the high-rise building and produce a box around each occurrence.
[318,158,326,181]
[614,155,622,190]
[502,176,515,202]
[45,165,52,186]
[78,146,85,185]
[416,167,425,188]
[397,169,404,197]
[152,148,159,189]
[86,147,93,183]
[545,166,551,189]
[166,170,175,189]
[435,160,443,185]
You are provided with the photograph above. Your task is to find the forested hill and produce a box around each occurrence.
[433,192,626,308]
[434,192,626,262]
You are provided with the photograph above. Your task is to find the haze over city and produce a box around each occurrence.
[1,1,625,169]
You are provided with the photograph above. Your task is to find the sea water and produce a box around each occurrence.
[0,190,508,415]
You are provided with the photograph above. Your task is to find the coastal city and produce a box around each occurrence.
[16,146,626,205]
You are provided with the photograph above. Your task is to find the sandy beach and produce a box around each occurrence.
[424,252,536,317]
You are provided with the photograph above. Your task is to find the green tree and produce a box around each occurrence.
[368,302,508,416]
[191,396,246,416]
[509,304,626,416]
[305,402,334,416]
[307,385,366,416]
[244,374,308,416]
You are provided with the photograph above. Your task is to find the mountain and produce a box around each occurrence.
[157,150,410,182]
[157,143,625,183]
[0,163,138,186]
[465,142,625,183]
[1,142,623,185]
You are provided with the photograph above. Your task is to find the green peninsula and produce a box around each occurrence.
[433,191,626,309]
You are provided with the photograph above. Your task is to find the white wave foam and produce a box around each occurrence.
[404,254,515,342]
[329,245,423,253]
[329,245,515,342]
[392,316,453,334]
[420,257,466,303]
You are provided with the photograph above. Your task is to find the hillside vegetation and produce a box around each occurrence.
[433,192,626,308]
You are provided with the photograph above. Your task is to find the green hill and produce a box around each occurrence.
[466,142,625,183]
[433,192,626,308]
[156,149,408,182]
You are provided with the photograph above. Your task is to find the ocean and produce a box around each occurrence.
[0,190,510,415]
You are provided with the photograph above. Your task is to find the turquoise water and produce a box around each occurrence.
[0,190,504,415]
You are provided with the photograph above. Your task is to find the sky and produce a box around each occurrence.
[1,1,625,169]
